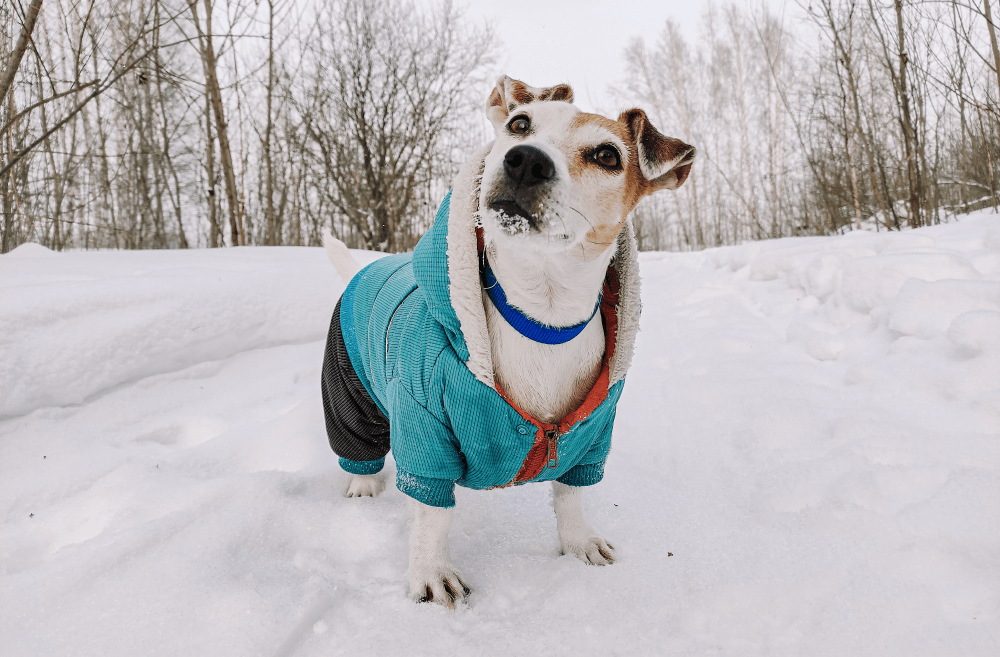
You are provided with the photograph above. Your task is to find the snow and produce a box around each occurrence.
[2,213,998,656]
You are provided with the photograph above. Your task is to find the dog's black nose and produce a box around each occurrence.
[503,145,556,188]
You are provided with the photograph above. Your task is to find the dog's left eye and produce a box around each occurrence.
[508,116,530,134]
[593,146,620,169]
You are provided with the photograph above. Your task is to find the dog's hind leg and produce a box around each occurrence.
[552,481,616,565]
[408,499,470,608]
[346,473,384,497]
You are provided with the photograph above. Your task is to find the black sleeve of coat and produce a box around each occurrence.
[321,297,391,462]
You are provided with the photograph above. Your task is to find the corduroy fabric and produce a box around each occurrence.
[339,457,386,476]
[324,191,631,508]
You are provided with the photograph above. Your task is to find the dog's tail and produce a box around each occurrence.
[323,230,361,284]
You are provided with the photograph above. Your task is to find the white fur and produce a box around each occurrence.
[482,239,614,421]
[480,174,618,421]
[552,480,615,565]
[346,473,384,498]
[408,501,469,607]
[322,230,360,284]
[608,220,642,386]
[445,143,495,387]
[483,229,614,326]
[485,300,605,423]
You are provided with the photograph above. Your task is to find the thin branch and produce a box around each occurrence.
[0,78,98,138]
[0,46,156,179]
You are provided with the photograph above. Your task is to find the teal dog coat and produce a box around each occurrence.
[322,146,642,508]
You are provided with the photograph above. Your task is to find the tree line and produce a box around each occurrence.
[1,0,496,253]
[620,0,999,251]
[0,0,997,254]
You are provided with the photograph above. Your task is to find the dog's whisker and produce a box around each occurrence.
[557,211,570,241]
[569,206,594,229]
[564,208,612,246]
[567,206,614,246]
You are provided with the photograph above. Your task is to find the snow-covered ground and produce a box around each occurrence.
[2,212,998,656]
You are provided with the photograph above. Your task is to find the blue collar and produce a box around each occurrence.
[481,258,602,345]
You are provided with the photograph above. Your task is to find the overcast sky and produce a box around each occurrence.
[460,0,794,115]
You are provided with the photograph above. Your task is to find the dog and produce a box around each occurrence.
[321,75,695,607]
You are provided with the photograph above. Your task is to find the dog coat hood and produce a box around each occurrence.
[415,142,642,387]
[325,144,643,507]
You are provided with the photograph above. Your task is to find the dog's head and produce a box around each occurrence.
[478,75,696,259]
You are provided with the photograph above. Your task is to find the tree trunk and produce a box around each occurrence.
[895,0,922,228]
[0,0,44,106]
[983,0,1000,102]
[952,1,969,209]
[190,0,241,246]
[34,53,66,251]
[90,32,118,248]
[263,0,277,245]
[2,90,15,252]
[977,107,998,209]
[141,66,167,248]
[204,90,220,247]
[228,43,247,245]
[847,117,863,230]
[154,61,188,247]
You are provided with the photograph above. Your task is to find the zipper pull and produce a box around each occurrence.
[545,429,559,469]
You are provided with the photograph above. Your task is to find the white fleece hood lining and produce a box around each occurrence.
[445,143,642,390]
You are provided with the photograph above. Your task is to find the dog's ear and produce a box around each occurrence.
[619,108,696,191]
[486,75,574,127]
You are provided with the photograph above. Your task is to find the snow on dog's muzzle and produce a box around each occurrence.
[486,145,560,235]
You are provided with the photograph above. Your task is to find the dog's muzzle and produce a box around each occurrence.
[487,145,558,233]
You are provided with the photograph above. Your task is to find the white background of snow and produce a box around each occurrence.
[2,213,998,656]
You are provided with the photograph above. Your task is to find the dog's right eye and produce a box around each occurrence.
[508,116,530,135]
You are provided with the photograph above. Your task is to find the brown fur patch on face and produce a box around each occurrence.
[562,113,646,256]
[509,81,536,106]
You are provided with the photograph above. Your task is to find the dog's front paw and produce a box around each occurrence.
[562,535,616,566]
[409,565,471,609]
[346,473,384,498]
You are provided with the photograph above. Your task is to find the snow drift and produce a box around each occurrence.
[1,213,997,656]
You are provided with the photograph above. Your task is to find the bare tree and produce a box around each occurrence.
[298,0,495,251]
[261,0,279,245]
[188,0,243,246]
[893,0,923,227]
